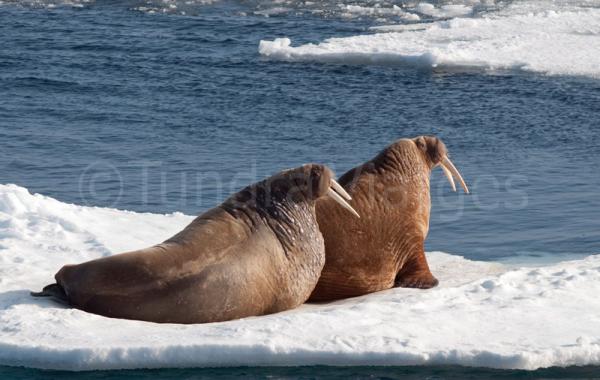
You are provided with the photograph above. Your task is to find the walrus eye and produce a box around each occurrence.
[439,156,469,194]
[327,179,360,218]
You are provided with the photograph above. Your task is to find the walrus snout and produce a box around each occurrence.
[413,136,469,194]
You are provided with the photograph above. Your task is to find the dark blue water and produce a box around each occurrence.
[1,0,600,377]
[2,364,600,379]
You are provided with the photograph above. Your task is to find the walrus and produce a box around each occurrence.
[32,164,359,324]
[309,136,468,301]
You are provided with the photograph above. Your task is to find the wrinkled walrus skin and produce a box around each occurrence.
[33,164,356,323]
[310,136,468,301]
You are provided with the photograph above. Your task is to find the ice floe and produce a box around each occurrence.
[1,184,599,371]
[259,0,600,77]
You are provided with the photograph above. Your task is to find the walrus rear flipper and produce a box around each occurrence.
[30,283,69,305]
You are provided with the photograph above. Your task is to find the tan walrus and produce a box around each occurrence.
[32,164,359,324]
[310,136,468,301]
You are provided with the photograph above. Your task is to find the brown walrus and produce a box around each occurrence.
[32,164,359,324]
[309,136,468,301]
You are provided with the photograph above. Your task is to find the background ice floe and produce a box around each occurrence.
[1,184,600,371]
[246,0,500,21]
[259,0,600,77]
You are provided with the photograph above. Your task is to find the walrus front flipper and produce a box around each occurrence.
[30,283,69,305]
[394,250,439,289]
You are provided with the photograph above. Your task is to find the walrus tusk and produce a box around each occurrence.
[330,179,352,200]
[440,164,456,192]
[327,188,360,218]
[442,157,469,194]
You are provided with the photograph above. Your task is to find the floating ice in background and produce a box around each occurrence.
[252,0,499,21]
[0,0,218,13]
[254,6,293,17]
[340,4,421,20]
[1,184,600,371]
[259,0,600,78]
[0,0,94,8]
[248,0,490,21]
[131,0,220,15]
[414,2,473,18]
[0,0,500,20]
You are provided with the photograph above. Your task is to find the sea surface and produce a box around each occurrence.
[2,364,600,379]
[1,0,599,378]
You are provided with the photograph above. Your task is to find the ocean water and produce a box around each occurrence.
[2,364,600,379]
[1,0,600,377]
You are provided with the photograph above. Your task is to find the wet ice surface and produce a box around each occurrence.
[1,185,599,371]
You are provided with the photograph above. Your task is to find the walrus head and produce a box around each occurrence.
[229,163,359,221]
[262,164,359,217]
[412,136,469,193]
[276,164,360,217]
[367,136,468,195]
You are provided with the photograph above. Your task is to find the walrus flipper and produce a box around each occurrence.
[394,250,439,289]
[30,283,69,305]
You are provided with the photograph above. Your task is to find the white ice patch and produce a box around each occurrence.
[0,0,494,20]
[254,7,293,17]
[340,4,421,21]
[132,0,219,15]
[413,2,473,18]
[1,0,94,8]
[1,184,600,370]
[0,0,218,14]
[259,0,600,78]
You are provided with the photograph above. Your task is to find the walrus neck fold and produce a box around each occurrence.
[257,194,318,259]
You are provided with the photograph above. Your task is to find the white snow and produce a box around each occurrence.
[1,184,600,371]
[259,0,600,78]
